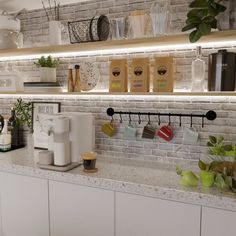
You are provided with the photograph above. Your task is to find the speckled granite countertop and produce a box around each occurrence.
[0,148,235,211]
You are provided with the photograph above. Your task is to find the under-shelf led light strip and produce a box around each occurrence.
[0,40,236,61]
[0,94,233,102]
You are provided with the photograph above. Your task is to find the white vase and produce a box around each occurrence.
[40,67,57,82]
[49,21,62,45]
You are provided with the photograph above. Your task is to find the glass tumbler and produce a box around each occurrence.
[110,17,126,40]
[129,10,147,39]
[150,1,170,36]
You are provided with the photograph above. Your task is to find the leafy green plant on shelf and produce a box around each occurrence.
[182,0,227,43]
[176,135,236,193]
[34,55,59,68]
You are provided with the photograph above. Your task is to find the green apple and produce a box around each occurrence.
[180,170,199,187]
[200,170,215,187]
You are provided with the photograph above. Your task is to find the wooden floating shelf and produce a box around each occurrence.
[0,30,235,58]
[0,92,235,96]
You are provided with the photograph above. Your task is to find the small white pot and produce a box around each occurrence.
[40,67,57,82]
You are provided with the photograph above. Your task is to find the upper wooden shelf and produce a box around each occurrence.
[0,92,235,96]
[0,30,235,59]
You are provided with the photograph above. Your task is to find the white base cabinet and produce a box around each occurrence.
[201,206,236,236]
[0,171,236,236]
[116,192,201,236]
[0,172,49,236]
[49,181,114,236]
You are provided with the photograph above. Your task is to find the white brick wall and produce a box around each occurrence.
[0,95,235,162]
[0,0,235,161]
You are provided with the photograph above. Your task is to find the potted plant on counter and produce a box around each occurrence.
[176,135,236,193]
[13,98,33,147]
[34,55,59,83]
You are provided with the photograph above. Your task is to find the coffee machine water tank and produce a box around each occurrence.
[208,50,236,91]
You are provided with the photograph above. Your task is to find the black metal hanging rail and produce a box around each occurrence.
[106,107,217,127]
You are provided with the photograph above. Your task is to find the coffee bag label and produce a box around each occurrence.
[109,59,128,92]
[130,58,150,92]
[153,57,174,92]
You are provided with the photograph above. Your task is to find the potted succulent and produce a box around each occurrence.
[34,55,59,82]
[182,0,227,43]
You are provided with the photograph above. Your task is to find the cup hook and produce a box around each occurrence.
[179,114,182,127]
[190,114,193,127]
[110,115,114,124]
[148,113,151,125]
[158,113,161,126]
[168,113,171,126]
[129,113,132,125]
[119,112,123,124]
[138,112,142,125]
[202,116,205,128]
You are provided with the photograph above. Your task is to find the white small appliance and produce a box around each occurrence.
[36,112,95,166]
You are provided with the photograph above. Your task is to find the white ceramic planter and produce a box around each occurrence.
[40,67,57,82]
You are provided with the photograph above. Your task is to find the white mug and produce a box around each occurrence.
[183,127,199,145]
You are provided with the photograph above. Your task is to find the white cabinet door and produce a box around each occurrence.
[201,207,236,236]
[116,192,201,236]
[49,181,114,236]
[0,172,49,236]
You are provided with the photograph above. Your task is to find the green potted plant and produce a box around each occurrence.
[13,98,33,146]
[182,0,227,43]
[176,135,236,193]
[34,55,59,82]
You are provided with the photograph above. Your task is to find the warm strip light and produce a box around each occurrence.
[0,93,232,101]
[0,40,236,61]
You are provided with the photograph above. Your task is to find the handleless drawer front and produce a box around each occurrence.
[201,207,236,236]
[49,181,114,236]
[116,192,201,236]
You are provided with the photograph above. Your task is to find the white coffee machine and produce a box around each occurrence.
[35,112,95,166]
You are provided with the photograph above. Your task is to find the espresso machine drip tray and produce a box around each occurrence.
[37,162,82,172]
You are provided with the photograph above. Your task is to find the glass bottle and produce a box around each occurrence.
[0,114,4,133]
[191,46,205,92]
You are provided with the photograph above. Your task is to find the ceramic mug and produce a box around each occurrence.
[142,125,156,139]
[183,127,199,145]
[157,125,174,141]
[124,124,138,138]
[101,123,116,137]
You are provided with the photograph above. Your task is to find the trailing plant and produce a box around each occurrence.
[182,0,227,43]
[34,55,59,68]
[13,98,33,130]
[207,135,236,158]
